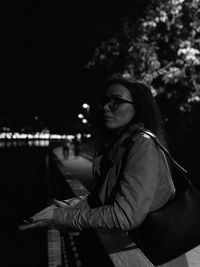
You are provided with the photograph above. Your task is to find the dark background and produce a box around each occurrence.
[0,0,146,133]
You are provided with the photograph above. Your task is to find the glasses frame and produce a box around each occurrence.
[99,97,134,112]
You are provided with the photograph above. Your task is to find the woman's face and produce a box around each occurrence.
[102,83,135,130]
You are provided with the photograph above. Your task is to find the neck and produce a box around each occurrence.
[104,126,127,148]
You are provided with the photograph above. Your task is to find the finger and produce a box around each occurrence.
[18,223,37,231]
[53,199,69,207]
[18,220,49,230]
[22,218,34,224]
[31,206,55,219]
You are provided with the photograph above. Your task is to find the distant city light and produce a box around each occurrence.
[82,103,89,109]
[0,131,69,140]
[76,133,82,140]
[78,113,84,119]
[82,119,88,124]
[28,140,50,147]
[50,134,62,139]
[0,128,92,143]
[65,135,74,140]
[3,127,10,132]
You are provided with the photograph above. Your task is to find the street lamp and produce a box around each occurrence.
[82,103,90,114]
[82,119,88,124]
[78,113,84,119]
[82,103,89,109]
[76,103,91,138]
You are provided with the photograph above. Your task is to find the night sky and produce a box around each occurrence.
[0,0,145,133]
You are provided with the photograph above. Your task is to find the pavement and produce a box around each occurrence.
[53,146,200,267]
[53,146,95,193]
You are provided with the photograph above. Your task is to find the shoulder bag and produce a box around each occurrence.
[129,130,200,266]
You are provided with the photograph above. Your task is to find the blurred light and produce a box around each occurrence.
[0,131,73,140]
[50,134,62,139]
[82,103,89,109]
[76,133,82,140]
[12,133,17,139]
[39,133,50,139]
[6,133,12,139]
[28,140,49,147]
[82,119,88,124]
[0,133,6,139]
[3,127,10,132]
[66,135,75,140]
[78,113,84,119]
[34,132,40,139]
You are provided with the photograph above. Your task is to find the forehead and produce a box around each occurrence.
[106,83,132,98]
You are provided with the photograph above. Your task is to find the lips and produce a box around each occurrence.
[104,115,113,120]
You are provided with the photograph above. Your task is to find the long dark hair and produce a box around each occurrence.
[92,73,167,157]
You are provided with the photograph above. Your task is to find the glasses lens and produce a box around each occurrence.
[98,98,122,111]
[99,97,131,111]
[109,98,120,111]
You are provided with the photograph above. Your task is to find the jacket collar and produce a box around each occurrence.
[93,123,145,174]
[107,122,145,164]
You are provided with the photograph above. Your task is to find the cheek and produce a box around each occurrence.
[113,107,135,126]
[103,107,135,129]
[120,107,135,121]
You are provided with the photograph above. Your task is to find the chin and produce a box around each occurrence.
[104,122,121,130]
[104,122,116,129]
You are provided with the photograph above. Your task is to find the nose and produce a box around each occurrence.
[102,102,110,111]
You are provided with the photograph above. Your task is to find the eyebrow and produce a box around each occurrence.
[106,94,122,97]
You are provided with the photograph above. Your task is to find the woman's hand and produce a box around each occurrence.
[18,204,56,231]
[18,196,87,231]
[54,197,85,208]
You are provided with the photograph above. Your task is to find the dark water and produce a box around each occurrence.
[1,145,50,267]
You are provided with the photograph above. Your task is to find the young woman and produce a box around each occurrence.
[20,73,188,266]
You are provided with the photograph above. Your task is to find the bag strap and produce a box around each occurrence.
[142,130,188,175]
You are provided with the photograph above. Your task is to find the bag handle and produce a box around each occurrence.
[142,130,188,175]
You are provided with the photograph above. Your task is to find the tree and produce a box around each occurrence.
[87,0,200,115]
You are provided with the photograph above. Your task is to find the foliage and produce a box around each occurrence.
[87,0,200,114]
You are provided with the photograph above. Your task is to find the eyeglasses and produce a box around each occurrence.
[99,97,134,111]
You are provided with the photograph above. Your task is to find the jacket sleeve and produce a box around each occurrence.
[53,135,159,231]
